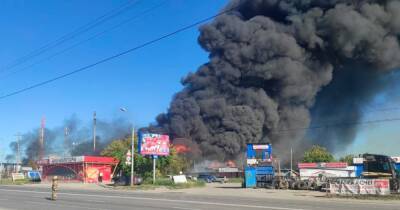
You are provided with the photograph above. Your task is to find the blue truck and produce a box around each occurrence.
[244,143,276,188]
[352,154,400,191]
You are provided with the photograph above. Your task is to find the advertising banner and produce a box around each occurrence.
[299,167,356,180]
[139,133,170,156]
[329,179,390,195]
[85,166,111,183]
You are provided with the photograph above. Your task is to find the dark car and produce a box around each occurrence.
[197,174,226,183]
[113,175,143,186]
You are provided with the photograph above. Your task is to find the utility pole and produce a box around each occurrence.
[93,112,97,153]
[39,117,45,160]
[153,155,156,184]
[119,107,135,186]
[64,127,69,157]
[290,147,293,176]
[15,133,21,172]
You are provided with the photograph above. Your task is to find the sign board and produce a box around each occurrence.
[300,167,356,180]
[330,179,390,195]
[38,156,85,164]
[218,167,239,173]
[252,145,269,150]
[11,173,25,181]
[324,162,348,168]
[126,150,131,163]
[298,163,318,168]
[353,158,364,164]
[247,159,257,165]
[139,133,170,156]
[21,167,33,171]
[391,157,400,163]
[27,171,41,181]
[172,175,187,184]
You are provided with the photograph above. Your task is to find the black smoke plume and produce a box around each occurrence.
[149,0,400,160]
[7,115,131,163]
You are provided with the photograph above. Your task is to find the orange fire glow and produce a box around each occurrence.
[174,144,191,154]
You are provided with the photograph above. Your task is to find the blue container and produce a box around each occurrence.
[354,164,364,177]
[245,167,256,188]
[395,163,400,171]
[255,166,274,175]
[246,144,255,158]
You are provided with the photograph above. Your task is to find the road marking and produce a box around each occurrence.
[0,189,305,210]
[25,201,108,210]
[171,207,201,210]
[85,199,106,203]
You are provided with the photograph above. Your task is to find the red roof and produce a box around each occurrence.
[37,156,118,165]
[298,162,348,169]
[83,156,118,164]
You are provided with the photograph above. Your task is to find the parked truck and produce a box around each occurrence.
[294,153,400,192]
[244,143,274,188]
[243,143,290,189]
[353,154,399,192]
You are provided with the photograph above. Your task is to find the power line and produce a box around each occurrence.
[308,106,400,126]
[0,0,141,73]
[0,4,239,100]
[0,0,168,81]
[269,117,400,135]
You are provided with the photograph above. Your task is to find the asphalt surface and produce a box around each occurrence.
[0,185,399,210]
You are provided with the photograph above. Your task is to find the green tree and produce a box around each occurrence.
[302,145,335,163]
[339,154,354,165]
[101,135,190,181]
[101,138,130,175]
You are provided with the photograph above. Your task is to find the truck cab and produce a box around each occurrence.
[354,154,400,191]
[362,154,397,179]
[244,144,274,188]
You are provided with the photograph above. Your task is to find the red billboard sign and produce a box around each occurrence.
[139,134,170,156]
[298,162,347,169]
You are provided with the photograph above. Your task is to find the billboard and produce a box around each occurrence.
[84,165,112,183]
[329,179,390,195]
[139,133,170,156]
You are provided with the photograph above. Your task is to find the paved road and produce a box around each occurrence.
[0,185,399,210]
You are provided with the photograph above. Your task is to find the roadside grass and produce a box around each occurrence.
[0,178,30,185]
[148,178,206,189]
[114,178,205,190]
[227,177,243,183]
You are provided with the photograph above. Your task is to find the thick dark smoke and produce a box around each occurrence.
[150,0,400,160]
[7,115,131,163]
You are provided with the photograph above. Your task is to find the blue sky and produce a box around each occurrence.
[0,0,228,159]
[0,0,399,161]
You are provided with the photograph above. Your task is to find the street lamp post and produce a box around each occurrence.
[130,127,134,187]
[120,108,135,187]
